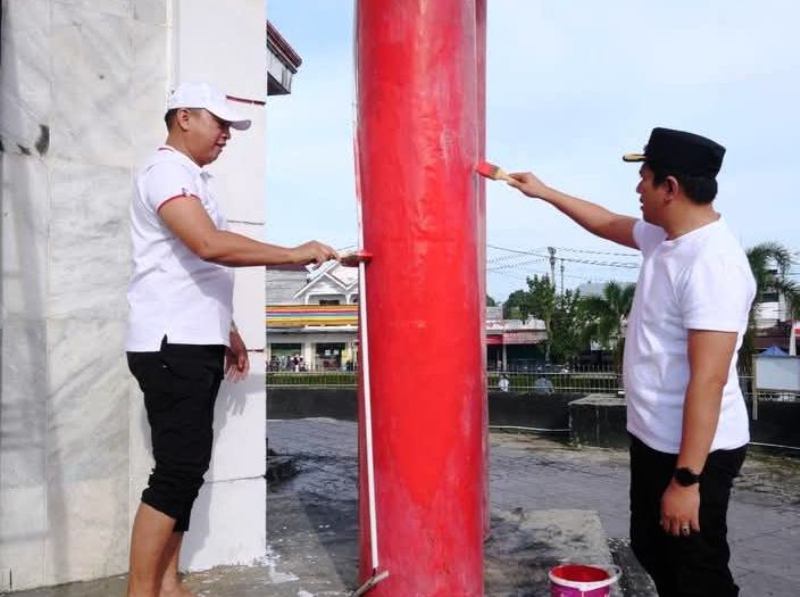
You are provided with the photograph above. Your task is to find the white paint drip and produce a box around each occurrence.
[258,546,300,584]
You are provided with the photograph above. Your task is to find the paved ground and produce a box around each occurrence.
[265,418,800,597]
[9,418,799,596]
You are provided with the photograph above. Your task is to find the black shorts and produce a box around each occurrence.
[127,337,225,531]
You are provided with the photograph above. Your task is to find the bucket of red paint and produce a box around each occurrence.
[548,564,621,597]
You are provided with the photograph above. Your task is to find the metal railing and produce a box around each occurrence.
[267,365,622,394]
[265,365,798,402]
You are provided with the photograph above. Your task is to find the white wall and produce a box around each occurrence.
[170,0,268,573]
[1,0,169,589]
[0,0,269,589]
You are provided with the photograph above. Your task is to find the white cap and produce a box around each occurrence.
[166,82,251,131]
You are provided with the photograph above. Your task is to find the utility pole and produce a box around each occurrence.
[548,246,556,288]
[560,258,565,296]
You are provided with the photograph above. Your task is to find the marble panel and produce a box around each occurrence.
[174,0,267,102]
[52,0,133,19]
[0,0,52,156]
[133,0,167,25]
[131,20,169,156]
[207,357,266,483]
[0,319,48,490]
[43,475,129,585]
[49,4,135,168]
[208,105,266,224]
[0,484,47,591]
[45,319,129,485]
[181,477,266,572]
[1,153,50,320]
[48,159,131,321]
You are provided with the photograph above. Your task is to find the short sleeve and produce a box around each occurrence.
[142,161,200,212]
[633,220,668,256]
[680,256,754,332]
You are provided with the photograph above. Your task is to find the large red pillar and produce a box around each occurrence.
[355,1,485,595]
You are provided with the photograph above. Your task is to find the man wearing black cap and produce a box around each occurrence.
[507,128,755,596]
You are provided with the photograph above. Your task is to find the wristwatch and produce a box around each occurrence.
[673,467,701,487]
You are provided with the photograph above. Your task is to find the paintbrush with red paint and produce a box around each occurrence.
[339,250,373,267]
[476,160,515,183]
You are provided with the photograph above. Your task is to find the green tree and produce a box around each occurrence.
[503,289,529,319]
[486,294,497,307]
[580,281,636,370]
[526,275,556,362]
[550,289,588,363]
[744,242,800,356]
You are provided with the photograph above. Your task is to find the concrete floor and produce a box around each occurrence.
[8,419,800,596]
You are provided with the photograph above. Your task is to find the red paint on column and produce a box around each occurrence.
[355,1,485,595]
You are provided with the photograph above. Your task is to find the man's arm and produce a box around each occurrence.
[158,197,338,266]
[507,172,638,249]
[660,329,738,536]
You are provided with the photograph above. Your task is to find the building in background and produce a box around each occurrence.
[266,264,546,372]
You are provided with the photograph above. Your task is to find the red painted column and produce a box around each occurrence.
[355,1,484,595]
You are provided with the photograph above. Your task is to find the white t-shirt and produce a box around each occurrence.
[624,218,755,454]
[125,146,234,351]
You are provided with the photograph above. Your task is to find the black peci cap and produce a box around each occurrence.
[623,127,725,177]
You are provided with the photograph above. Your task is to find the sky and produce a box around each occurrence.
[265,1,800,302]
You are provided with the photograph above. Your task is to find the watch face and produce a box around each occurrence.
[674,468,700,486]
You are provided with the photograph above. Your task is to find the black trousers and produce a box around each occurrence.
[629,434,746,597]
[128,338,225,532]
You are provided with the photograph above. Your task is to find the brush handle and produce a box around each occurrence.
[493,167,515,183]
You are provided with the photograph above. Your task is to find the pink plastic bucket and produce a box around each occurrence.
[548,564,621,597]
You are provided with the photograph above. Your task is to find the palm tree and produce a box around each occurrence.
[745,242,800,356]
[580,281,636,370]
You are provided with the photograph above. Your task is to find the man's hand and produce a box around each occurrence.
[507,172,551,200]
[290,241,339,265]
[225,329,250,382]
[660,480,701,537]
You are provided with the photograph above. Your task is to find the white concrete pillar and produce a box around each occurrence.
[167,0,268,571]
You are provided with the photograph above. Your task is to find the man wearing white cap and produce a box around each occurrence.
[125,82,338,597]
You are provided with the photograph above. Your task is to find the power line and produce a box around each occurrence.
[487,267,609,283]
[487,243,640,269]
[554,246,639,258]
[488,258,549,272]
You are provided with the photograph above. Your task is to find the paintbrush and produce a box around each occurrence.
[476,160,515,183]
[339,250,373,267]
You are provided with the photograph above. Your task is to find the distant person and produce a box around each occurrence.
[125,81,338,597]
[498,375,510,392]
[532,377,554,395]
[507,128,755,596]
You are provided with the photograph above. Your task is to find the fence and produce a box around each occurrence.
[265,364,798,402]
[264,365,621,391]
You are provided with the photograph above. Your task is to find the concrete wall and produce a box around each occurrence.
[168,0,268,573]
[268,388,581,433]
[0,0,268,589]
[268,390,800,452]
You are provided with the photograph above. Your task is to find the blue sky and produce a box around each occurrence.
[265,1,800,302]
